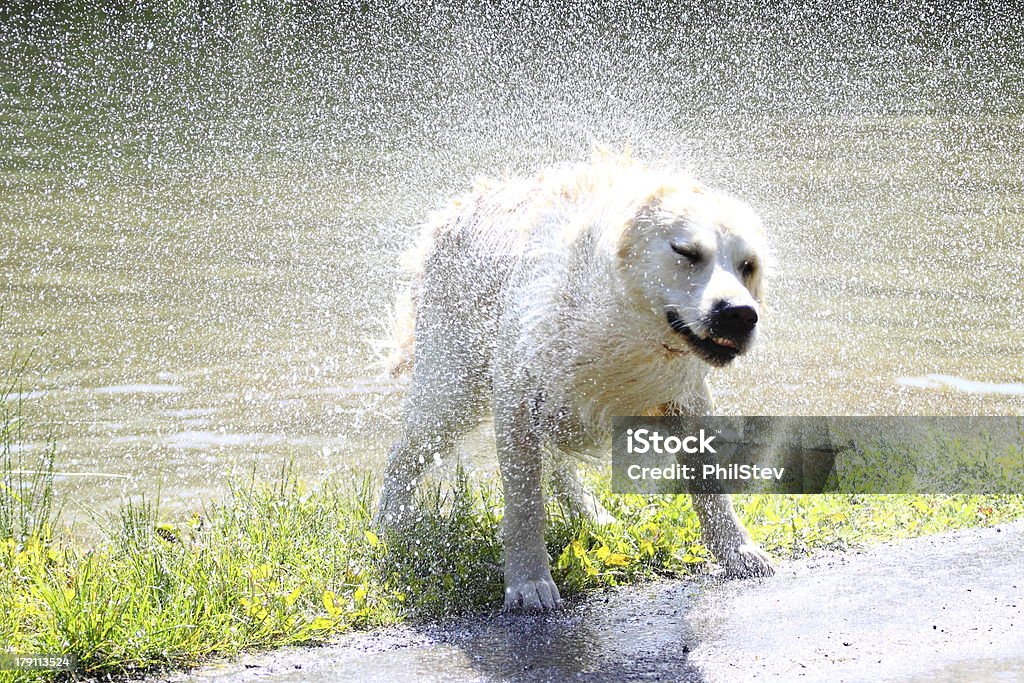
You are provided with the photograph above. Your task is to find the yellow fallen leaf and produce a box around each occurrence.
[322,590,341,617]
[604,553,631,567]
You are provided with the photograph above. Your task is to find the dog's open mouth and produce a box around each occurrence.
[665,309,745,366]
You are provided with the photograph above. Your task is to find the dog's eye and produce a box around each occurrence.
[739,259,757,279]
[670,243,703,264]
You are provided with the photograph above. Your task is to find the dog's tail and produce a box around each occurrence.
[381,283,417,377]
[377,226,435,378]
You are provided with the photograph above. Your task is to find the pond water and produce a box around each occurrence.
[1,4,1022,519]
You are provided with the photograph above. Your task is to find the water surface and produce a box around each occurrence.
[2,4,1022,518]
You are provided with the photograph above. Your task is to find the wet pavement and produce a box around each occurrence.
[168,522,1024,682]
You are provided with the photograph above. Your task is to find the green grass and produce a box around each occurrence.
[1,352,57,546]
[1,460,1022,682]
[2,360,1023,680]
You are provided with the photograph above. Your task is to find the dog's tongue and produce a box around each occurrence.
[712,337,738,350]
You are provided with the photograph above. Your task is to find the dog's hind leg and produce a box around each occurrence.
[376,263,493,529]
[550,454,615,526]
[376,352,489,528]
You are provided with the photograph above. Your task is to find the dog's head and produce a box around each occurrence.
[616,184,771,367]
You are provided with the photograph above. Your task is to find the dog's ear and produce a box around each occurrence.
[628,181,702,231]
[609,180,704,260]
[629,195,658,228]
[748,266,766,304]
[612,189,670,261]
[748,244,774,304]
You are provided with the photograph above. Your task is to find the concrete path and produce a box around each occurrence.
[169,522,1024,682]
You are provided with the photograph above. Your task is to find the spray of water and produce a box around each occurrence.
[0,2,1021,512]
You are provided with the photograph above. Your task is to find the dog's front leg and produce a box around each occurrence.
[495,394,561,612]
[689,493,774,578]
[551,454,615,526]
[669,386,774,578]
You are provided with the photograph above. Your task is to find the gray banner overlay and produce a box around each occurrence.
[612,417,1024,494]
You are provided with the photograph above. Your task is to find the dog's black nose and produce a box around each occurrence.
[711,301,758,337]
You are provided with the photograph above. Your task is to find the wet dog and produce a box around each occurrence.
[377,152,774,611]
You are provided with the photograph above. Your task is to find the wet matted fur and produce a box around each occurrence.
[377,152,774,611]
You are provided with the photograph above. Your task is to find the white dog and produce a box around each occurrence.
[377,152,774,611]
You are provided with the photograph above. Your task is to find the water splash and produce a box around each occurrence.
[1,4,1021,512]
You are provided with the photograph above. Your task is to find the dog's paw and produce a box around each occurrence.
[503,575,562,612]
[558,481,617,526]
[719,542,774,578]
